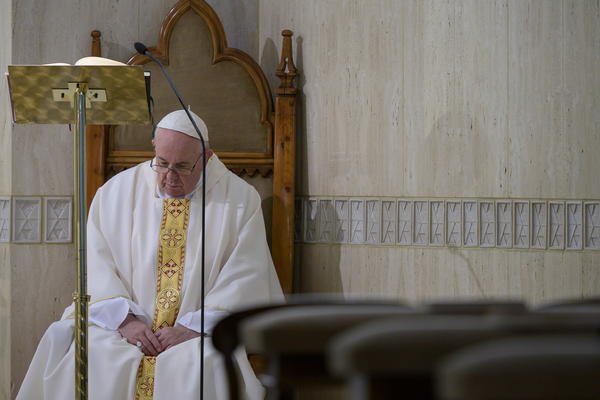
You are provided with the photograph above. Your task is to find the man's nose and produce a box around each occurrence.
[165,169,181,180]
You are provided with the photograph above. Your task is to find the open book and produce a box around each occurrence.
[44,56,126,66]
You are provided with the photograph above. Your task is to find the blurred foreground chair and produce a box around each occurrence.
[437,335,600,400]
[211,295,405,400]
[328,315,499,400]
[239,303,413,400]
[328,311,600,400]
[423,299,527,315]
[536,296,600,313]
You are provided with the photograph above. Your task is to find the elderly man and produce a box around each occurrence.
[17,110,283,399]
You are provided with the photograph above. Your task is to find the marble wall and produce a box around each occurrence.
[1,0,12,396]
[258,0,600,301]
[8,0,258,396]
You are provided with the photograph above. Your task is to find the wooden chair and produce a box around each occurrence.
[239,303,412,400]
[327,311,600,400]
[212,294,362,400]
[536,296,600,313]
[437,335,600,400]
[85,0,298,294]
[423,299,528,315]
[327,315,499,400]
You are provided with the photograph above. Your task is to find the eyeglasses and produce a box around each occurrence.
[150,155,202,176]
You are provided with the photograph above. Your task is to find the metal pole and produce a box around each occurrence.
[73,84,90,400]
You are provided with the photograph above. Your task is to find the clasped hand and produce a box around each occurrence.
[118,314,201,356]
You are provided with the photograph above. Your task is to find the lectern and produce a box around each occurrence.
[7,64,150,399]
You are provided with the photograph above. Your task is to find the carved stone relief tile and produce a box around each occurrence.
[397,200,412,245]
[548,201,565,250]
[531,201,547,249]
[0,197,10,243]
[479,201,495,248]
[296,196,600,251]
[318,199,334,243]
[381,200,397,245]
[446,200,461,247]
[13,197,41,243]
[496,201,512,248]
[350,199,366,244]
[513,201,530,249]
[334,199,350,243]
[44,197,72,243]
[430,200,445,246]
[365,200,381,245]
[304,198,319,243]
[463,200,478,247]
[294,198,303,242]
[584,202,600,250]
[565,201,583,250]
[413,200,429,245]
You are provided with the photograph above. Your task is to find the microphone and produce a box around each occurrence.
[134,42,148,55]
[135,42,207,400]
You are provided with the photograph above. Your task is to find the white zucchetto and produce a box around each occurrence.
[156,109,209,142]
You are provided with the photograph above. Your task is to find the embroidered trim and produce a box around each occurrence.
[135,199,190,400]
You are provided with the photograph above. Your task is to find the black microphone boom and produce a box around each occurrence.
[135,41,207,400]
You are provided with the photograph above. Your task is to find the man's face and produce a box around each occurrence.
[153,128,202,197]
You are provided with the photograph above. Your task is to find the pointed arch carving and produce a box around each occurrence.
[126,0,274,131]
[86,0,298,293]
[104,0,276,173]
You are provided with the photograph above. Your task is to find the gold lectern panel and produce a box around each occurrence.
[8,65,150,125]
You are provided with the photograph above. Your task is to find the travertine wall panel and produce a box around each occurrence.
[562,0,600,197]
[299,245,588,305]
[259,0,600,304]
[10,245,75,398]
[508,0,565,197]
[11,126,72,195]
[0,0,11,197]
[1,0,11,397]
[208,0,258,59]
[582,253,600,297]
[0,246,10,400]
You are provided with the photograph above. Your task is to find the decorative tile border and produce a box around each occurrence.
[0,197,10,243]
[584,202,600,250]
[514,201,529,248]
[44,197,72,243]
[298,197,600,251]
[381,200,396,245]
[398,199,412,245]
[13,197,42,243]
[0,196,73,244]
[446,200,461,246]
[531,201,547,249]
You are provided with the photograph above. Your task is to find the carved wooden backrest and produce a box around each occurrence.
[86,0,297,293]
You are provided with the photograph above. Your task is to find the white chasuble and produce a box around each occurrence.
[17,155,284,400]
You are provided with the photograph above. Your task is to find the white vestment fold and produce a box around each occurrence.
[17,155,283,400]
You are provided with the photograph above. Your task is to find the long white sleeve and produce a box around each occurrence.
[88,298,149,330]
[176,309,229,335]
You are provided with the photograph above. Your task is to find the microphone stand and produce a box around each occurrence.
[135,42,206,400]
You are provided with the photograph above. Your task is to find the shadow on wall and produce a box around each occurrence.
[262,33,344,295]
[259,37,279,99]
[296,35,340,295]
[426,112,492,298]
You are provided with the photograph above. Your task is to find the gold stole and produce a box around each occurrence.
[135,199,191,400]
